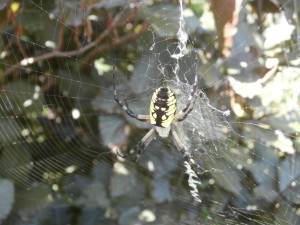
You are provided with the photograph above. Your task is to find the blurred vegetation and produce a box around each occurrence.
[0,0,300,224]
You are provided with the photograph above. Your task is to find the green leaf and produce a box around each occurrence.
[92,88,115,113]
[130,54,157,93]
[261,67,300,113]
[264,13,294,49]
[91,0,134,9]
[0,179,14,220]
[275,202,300,225]
[52,0,84,26]
[77,180,110,208]
[249,141,280,201]
[252,161,279,203]
[152,178,172,203]
[139,141,177,175]
[110,163,138,198]
[58,70,99,101]
[137,3,200,37]
[0,145,32,186]
[277,0,295,24]
[209,159,242,196]
[18,1,55,31]
[278,154,300,205]
[223,146,252,170]
[16,1,57,44]
[243,122,295,154]
[295,137,300,154]
[99,115,127,145]
[0,118,22,143]
[262,110,300,135]
[15,185,51,215]
[228,66,300,119]
[0,0,9,10]
[1,80,44,116]
[118,206,141,225]
[110,162,146,202]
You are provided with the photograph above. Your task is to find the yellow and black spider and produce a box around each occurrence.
[113,69,201,171]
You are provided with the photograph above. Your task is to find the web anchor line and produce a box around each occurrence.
[199,90,230,117]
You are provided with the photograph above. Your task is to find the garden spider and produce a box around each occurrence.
[113,69,202,171]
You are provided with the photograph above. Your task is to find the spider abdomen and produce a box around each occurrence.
[150,87,176,128]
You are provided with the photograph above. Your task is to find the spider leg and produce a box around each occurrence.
[117,127,156,162]
[170,128,202,172]
[175,74,199,122]
[113,67,150,122]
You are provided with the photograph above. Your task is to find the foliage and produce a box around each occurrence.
[0,0,299,224]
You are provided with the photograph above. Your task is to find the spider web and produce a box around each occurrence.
[0,0,299,224]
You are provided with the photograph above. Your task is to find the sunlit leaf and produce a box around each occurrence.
[262,110,300,135]
[243,122,295,154]
[10,2,20,12]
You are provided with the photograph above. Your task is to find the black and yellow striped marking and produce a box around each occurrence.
[150,87,176,128]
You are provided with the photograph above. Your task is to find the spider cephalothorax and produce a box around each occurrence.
[113,68,200,171]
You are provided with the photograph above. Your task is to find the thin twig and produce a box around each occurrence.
[80,22,148,68]
[56,22,65,51]
[2,8,137,80]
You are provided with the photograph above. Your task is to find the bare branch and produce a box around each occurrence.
[2,8,140,80]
